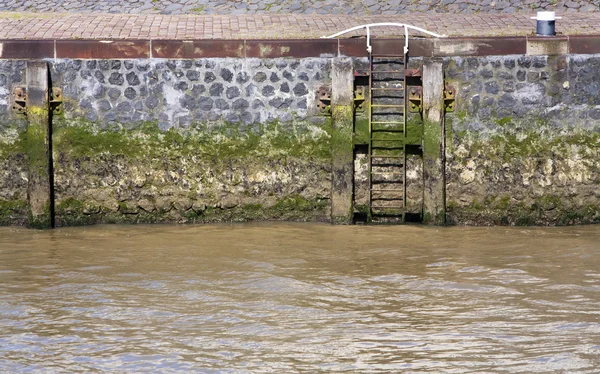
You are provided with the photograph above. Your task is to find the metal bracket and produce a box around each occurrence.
[12,87,27,115]
[444,84,455,112]
[354,86,366,113]
[407,86,422,113]
[405,68,422,78]
[316,86,331,116]
[11,86,62,115]
[50,88,63,115]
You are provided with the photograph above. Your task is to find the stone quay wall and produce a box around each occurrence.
[1,46,600,227]
[0,58,334,226]
[445,54,600,225]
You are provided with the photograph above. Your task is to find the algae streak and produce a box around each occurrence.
[447,119,600,226]
[52,118,333,226]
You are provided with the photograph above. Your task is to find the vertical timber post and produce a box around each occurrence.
[330,58,354,224]
[422,58,446,225]
[26,61,53,229]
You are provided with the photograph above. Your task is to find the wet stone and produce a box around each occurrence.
[210,83,224,96]
[262,85,275,97]
[220,68,233,82]
[117,101,133,113]
[92,85,106,99]
[126,72,140,86]
[178,95,195,110]
[293,83,308,96]
[204,71,217,83]
[253,72,267,83]
[226,86,241,99]
[186,70,200,81]
[124,87,137,100]
[108,72,124,86]
[98,100,112,111]
[215,98,229,110]
[236,72,250,84]
[145,96,159,109]
[228,98,248,110]
[198,97,214,111]
[94,70,105,83]
[252,99,265,109]
[108,88,121,100]
[175,81,189,91]
[191,84,206,96]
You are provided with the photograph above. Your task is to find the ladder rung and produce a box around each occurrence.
[372,55,405,58]
[371,104,404,108]
[372,189,404,192]
[372,205,404,209]
[372,129,404,133]
[371,71,405,74]
[371,88,404,91]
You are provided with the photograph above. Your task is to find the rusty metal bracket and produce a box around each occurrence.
[444,83,455,112]
[405,68,422,78]
[316,86,331,116]
[407,86,422,113]
[50,87,63,115]
[12,86,61,115]
[354,86,366,113]
[12,87,27,115]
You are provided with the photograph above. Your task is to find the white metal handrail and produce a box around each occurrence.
[321,22,446,55]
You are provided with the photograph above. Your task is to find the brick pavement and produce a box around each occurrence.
[0,0,597,15]
[1,12,600,40]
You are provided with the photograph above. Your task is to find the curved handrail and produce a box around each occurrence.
[321,22,446,55]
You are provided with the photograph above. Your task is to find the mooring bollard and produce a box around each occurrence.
[532,11,561,36]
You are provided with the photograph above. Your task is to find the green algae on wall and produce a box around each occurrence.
[0,121,29,226]
[446,118,600,226]
[52,117,333,226]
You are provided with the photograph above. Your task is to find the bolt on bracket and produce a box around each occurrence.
[11,87,62,116]
[12,87,27,115]
[316,86,332,116]
[444,84,456,112]
[407,86,422,113]
[50,88,63,115]
[354,86,366,112]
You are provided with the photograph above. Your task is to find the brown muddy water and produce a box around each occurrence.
[1,223,600,373]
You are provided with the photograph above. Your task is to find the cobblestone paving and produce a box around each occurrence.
[1,0,597,15]
[1,12,599,39]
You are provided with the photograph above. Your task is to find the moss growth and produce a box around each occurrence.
[495,116,513,126]
[0,128,27,159]
[0,199,27,225]
[53,118,332,162]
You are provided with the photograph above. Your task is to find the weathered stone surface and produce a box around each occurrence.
[34,57,333,226]
[445,55,600,226]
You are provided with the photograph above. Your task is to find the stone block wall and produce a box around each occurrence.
[2,52,600,227]
[446,54,600,225]
[0,58,334,226]
[0,61,27,225]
